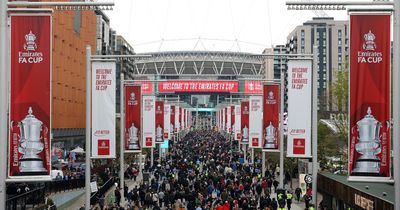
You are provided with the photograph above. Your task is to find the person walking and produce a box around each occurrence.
[286,191,293,210]
[295,187,302,203]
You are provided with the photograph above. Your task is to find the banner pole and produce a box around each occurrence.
[393,0,400,209]
[119,73,125,205]
[0,0,7,207]
[279,65,284,189]
[312,45,318,206]
[262,151,266,178]
[85,45,91,210]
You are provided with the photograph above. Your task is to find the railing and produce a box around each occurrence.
[44,178,85,194]
[6,187,46,210]
[90,177,115,205]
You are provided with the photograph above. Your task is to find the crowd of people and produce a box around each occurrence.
[100,130,316,210]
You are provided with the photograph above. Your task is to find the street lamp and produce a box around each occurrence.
[285,1,400,209]
[0,2,114,210]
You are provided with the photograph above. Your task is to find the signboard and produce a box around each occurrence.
[287,60,312,158]
[124,85,141,151]
[158,80,239,93]
[244,80,263,94]
[133,80,153,94]
[234,105,241,141]
[348,13,391,180]
[226,106,232,132]
[262,84,280,151]
[155,101,164,143]
[174,106,180,133]
[91,61,116,158]
[9,14,52,178]
[142,96,156,148]
[249,96,263,148]
[164,104,171,139]
[240,101,250,144]
[170,105,175,134]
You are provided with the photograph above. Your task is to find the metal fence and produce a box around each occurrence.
[90,177,115,205]
[6,187,46,210]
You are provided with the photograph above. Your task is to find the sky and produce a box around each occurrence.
[105,0,348,54]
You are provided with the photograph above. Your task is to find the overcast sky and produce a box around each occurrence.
[105,0,348,54]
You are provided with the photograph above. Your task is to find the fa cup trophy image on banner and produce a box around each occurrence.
[264,122,276,149]
[127,123,140,150]
[14,107,48,175]
[352,107,382,175]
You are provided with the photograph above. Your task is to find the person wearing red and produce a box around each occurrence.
[223,201,230,210]
[261,178,268,194]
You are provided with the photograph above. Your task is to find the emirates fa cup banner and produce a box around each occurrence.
[226,106,232,132]
[287,60,312,158]
[170,105,175,133]
[164,104,171,140]
[142,96,156,148]
[155,101,164,143]
[231,105,235,133]
[241,101,250,144]
[249,96,263,148]
[349,13,391,180]
[124,85,141,152]
[175,106,180,133]
[92,61,116,158]
[234,105,241,140]
[263,84,280,151]
[9,14,52,178]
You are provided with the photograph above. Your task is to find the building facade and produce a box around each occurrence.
[287,17,348,112]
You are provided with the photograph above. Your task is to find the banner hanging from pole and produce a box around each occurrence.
[164,104,171,140]
[263,83,280,151]
[348,13,391,181]
[249,96,263,148]
[234,105,241,141]
[175,106,180,133]
[91,61,116,158]
[287,60,312,158]
[142,96,156,148]
[240,101,249,144]
[227,106,232,132]
[124,85,141,152]
[155,101,164,143]
[171,105,176,133]
[9,14,52,179]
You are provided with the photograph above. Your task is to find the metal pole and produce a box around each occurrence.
[312,45,318,206]
[393,1,400,209]
[119,73,125,205]
[85,46,91,210]
[151,147,154,167]
[0,1,8,208]
[279,63,285,189]
[262,151,266,178]
[251,148,254,165]
[244,144,247,164]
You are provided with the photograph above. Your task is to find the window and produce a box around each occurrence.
[323,40,326,46]
[338,40,342,45]
[323,32,326,39]
[338,30,342,38]
[301,30,305,38]
[301,39,305,46]
[338,55,342,63]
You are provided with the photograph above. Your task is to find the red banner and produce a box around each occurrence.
[231,105,235,131]
[124,85,141,151]
[244,80,263,94]
[155,101,164,143]
[349,13,391,178]
[9,14,52,177]
[241,101,249,143]
[133,80,153,94]
[263,84,280,151]
[158,80,238,93]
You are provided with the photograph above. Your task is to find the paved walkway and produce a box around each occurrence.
[50,189,85,209]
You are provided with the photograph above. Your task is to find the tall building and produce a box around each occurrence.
[52,8,97,149]
[273,45,288,111]
[287,17,348,112]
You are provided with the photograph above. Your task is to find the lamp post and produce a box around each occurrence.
[286,1,399,209]
[0,2,114,210]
